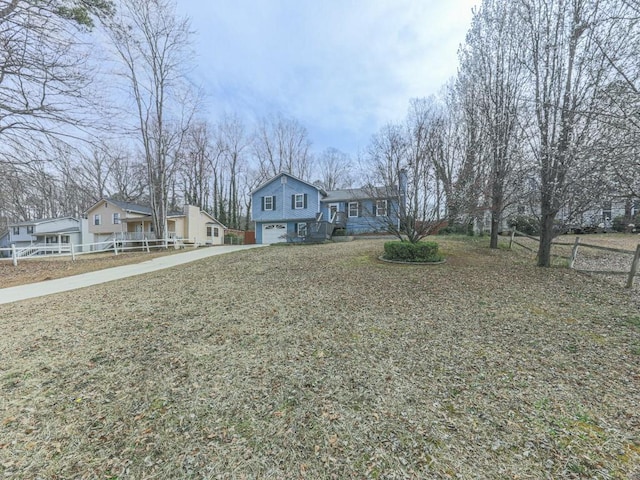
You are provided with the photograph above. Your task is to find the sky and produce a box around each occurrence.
[176,0,480,156]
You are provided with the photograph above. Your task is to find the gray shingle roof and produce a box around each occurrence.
[8,217,78,227]
[323,186,397,202]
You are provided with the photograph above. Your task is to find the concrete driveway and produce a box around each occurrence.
[0,244,267,305]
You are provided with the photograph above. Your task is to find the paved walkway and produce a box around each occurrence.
[0,244,267,305]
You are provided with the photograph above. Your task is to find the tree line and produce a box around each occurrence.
[367,0,640,266]
[1,0,639,266]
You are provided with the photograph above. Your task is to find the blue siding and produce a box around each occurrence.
[252,173,404,241]
[252,174,321,223]
[320,198,400,234]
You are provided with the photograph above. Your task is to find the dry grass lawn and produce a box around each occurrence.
[0,248,189,289]
[0,237,639,479]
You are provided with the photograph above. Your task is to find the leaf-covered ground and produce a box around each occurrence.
[0,237,639,479]
[0,248,189,289]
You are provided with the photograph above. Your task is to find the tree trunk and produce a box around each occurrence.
[537,211,555,267]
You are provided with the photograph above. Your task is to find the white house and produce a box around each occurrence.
[0,217,85,256]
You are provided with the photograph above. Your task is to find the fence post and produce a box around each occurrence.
[509,227,516,250]
[11,243,17,266]
[114,239,118,256]
[145,238,150,253]
[71,243,76,261]
[569,237,580,269]
[626,244,640,289]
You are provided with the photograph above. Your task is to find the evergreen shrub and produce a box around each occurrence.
[383,241,443,263]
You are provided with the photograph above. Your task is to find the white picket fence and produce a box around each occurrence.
[0,237,183,266]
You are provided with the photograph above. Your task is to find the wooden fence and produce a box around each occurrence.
[509,228,640,289]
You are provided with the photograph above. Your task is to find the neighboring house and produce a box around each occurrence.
[85,199,226,246]
[0,217,84,256]
[251,172,401,244]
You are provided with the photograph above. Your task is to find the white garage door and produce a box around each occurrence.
[262,223,287,244]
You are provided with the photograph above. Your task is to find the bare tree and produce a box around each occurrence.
[460,0,527,247]
[0,0,113,166]
[253,113,313,181]
[315,147,353,191]
[517,0,613,266]
[105,0,195,240]
[179,121,212,210]
[365,104,445,244]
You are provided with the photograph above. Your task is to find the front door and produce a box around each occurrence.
[328,203,339,221]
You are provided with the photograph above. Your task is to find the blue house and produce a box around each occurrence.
[251,172,402,244]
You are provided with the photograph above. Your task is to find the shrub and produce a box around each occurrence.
[438,223,471,236]
[612,215,631,233]
[383,241,443,262]
[507,215,539,236]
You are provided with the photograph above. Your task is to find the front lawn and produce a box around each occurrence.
[0,238,638,478]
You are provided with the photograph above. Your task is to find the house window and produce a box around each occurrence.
[206,226,212,237]
[293,193,306,209]
[93,214,101,226]
[113,213,120,224]
[376,200,387,216]
[12,226,19,235]
[213,227,219,237]
[297,222,307,236]
[263,196,275,211]
[26,226,34,234]
[348,202,359,217]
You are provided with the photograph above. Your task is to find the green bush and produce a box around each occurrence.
[507,215,539,236]
[438,223,472,236]
[612,215,630,232]
[383,241,443,262]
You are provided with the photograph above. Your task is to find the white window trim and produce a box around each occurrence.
[112,213,120,224]
[93,214,101,226]
[264,196,274,211]
[294,193,304,209]
[297,222,307,236]
[348,202,359,218]
[376,200,388,217]
[213,227,219,237]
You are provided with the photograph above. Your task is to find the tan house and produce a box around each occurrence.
[85,199,226,246]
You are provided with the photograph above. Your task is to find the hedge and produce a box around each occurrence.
[383,241,443,263]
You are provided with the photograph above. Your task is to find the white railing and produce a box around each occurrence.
[17,243,72,258]
[0,236,185,266]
